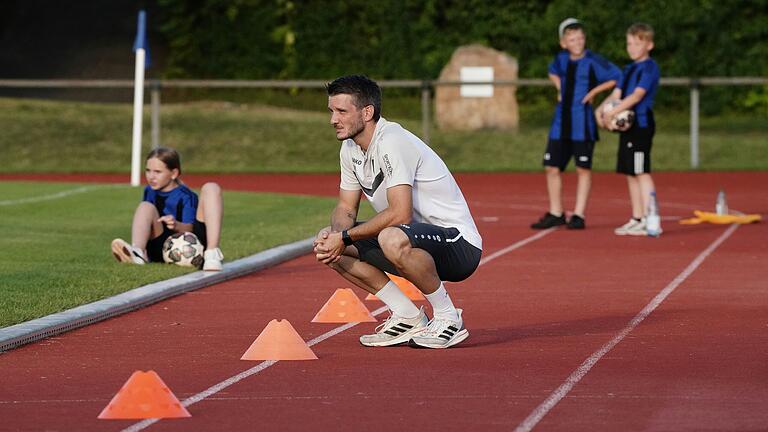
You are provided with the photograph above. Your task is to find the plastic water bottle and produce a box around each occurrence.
[646,191,662,237]
[715,189,729,215]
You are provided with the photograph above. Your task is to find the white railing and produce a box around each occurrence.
[1,77,765,169]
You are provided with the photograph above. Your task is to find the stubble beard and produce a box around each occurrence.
[337,115,366,142]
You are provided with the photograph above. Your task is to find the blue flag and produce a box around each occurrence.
[133,10,151,68]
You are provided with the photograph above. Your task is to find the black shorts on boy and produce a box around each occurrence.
[146,219,208,263]
[543,139,596,171]
[353,222,482,282]
[616,122,655,175]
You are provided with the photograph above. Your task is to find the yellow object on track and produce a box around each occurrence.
[679,210,762,225]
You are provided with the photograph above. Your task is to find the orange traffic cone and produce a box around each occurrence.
[312,288,377,323]
[388,274,425,300]
[241,319,318,360]
[366,274,425,301]
[98,370,191,419]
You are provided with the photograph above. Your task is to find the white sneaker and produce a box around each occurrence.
[626,218,648,236]
[614,218,642,236]
[359,306,429,347]
[111,239,147,265]
[203,248,224,271]
[408,309,469,349]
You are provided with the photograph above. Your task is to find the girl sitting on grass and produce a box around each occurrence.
[111,147,224,271]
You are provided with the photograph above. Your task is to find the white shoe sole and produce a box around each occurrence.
[408,329,469,349]
[111,239,135,263]
[360,326,427,347]
[111,239,146,264]
[203,262,222,272]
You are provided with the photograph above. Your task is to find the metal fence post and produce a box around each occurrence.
[150,80,161,149]
[421,81,431,143]
[690,79,700,169]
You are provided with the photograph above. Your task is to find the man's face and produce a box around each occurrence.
[560,29,586,58]
[328,94,366,141]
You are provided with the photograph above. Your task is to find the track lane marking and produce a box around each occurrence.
[513,223,740,432]
[479,229,557,266]
[123,228,556,431]
[0,184,126,206]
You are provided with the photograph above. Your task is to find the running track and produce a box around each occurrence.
[1,172,766,431]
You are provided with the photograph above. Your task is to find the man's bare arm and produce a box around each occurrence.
[346,184,412,241]
[316,185,412,264]
[330,189,362,232]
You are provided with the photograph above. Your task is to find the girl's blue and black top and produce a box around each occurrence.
[142,184,198,224]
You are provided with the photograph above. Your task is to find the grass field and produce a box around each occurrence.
[0,181,342,327]
[0,96,765,173]
[0,93,765,328]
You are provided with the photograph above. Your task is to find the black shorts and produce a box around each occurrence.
[616,124,655,175]
[147,219,208,263]
[353,223,482,282]
[543,139,595,171]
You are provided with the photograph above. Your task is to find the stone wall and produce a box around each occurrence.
[435,45,519,131]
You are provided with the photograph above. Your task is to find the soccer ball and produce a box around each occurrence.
[601,100,634,131]
[162,232,204,268]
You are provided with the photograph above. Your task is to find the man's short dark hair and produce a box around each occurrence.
[327,75,382,121]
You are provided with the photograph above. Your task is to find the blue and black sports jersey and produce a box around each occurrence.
[142,184,199,224]
[618,58,659,129]
[548,50,622,141]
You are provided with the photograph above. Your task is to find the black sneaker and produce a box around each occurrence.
[531,212,566,229]
[567,215,586,230]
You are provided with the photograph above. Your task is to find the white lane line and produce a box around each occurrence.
[0,184,126,206]
[513,223,740,432]
[122,228,556,432]
[479,229,555,266]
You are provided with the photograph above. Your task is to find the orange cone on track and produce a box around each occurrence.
[241,319,318,361]
[98,370,191,420]
[312,288,377,323]
[388,274,426,300]
[365,274,425,301]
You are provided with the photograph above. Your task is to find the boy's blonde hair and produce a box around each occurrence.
[627,23,654,42]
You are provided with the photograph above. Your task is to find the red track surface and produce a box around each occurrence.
[1,172,766,431]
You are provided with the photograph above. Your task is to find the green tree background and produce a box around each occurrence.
[157,0,768,113]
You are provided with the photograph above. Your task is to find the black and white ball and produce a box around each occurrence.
[162,232,204,268]
[602,100,635,131]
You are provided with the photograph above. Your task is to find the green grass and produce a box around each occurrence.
[0,97,765,173]
[0,94,764,327]
[0,181,340,327]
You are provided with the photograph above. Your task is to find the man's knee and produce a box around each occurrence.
[326,260,342,272]
[378,227,410,262]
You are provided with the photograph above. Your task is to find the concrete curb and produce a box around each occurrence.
[0,237,314,353]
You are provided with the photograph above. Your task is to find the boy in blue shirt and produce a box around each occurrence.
[601,23,660,236]
[531,18,621,230]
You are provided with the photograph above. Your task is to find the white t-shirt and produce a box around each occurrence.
[339,118,482,250]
